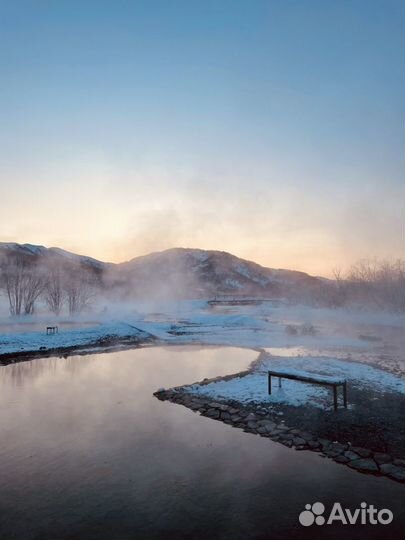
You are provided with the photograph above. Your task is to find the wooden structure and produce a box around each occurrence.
[268,369,347,411]
[46,326,58,335]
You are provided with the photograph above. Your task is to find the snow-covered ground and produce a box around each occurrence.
[186,371,332,408]
[0,321,151,356]
[0,300,404,411]
[184,352,405,410]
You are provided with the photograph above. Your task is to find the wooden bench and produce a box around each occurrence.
[268,369,347,411]
[46,326,58,335]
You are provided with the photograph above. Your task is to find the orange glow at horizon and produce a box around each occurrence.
[1,161,403,278]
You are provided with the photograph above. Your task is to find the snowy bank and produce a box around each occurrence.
[184,353,405,410]
[0,321,154,358]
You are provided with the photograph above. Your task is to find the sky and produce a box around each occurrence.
[0,0,404,276]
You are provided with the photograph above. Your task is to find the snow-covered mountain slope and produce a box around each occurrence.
[0,242,107,271]
[107,247,325,300]
[0,243,327,301]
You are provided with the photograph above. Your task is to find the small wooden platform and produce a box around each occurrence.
[268,369,347,411]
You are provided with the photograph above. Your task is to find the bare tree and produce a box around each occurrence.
[22,269,47,315]
[64,267,95,315]
[43,264,65,315]
[334,258,405,312]
[330,265,348,307]
[0,254,46,315]
[373,259,405,313]
[0,254,25,315]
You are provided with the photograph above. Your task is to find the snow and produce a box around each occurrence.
[0,321,151,355]
[0,242,46,255]
[260,354,405,394]
[0,300,404,411]
[224,278,243,289]
[186,372,330,408]
[184,353,405,410]
[235,264,252,279]
[49,247,105,268]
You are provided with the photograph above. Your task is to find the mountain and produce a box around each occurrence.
[0,243,327,302]
[0,242,107,272]
[106,248,326,301]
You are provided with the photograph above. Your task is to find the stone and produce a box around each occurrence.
[270,429,285,436]
[220,411,231,420]
[204,408,220,419]
[308,440,320,449]
[319,438,331,449]
[325,450,343,458]
[189,403,201,411]
[218,404,230,412]
[373,453,392,465]
[259,421,276,431]
[208,402,222,409]
[380,463,398,475]
[393,459,405,468]
[279,433,295,441]
[334,455,350,464]
[293,437,306,446]
[231,415,242,423]
[348,459,378,473]
[247,421,258,429]
[344,450,361,461]
[257,419,273,426]
[257,427,268,434]
[351,447,372,458]
[246,413,257,421]
[389,470,405,482]
[380,464,405,482]
[328,443,346,454]
[280,440,293,448]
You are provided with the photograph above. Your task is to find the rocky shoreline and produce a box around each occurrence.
[154,386,405,484]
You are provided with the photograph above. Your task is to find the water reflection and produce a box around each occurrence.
[0,346,403,540]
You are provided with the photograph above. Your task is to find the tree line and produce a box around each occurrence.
[0,253,97,316]
[331,258,405,313]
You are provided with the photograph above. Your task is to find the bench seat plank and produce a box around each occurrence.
[267,369,345,386]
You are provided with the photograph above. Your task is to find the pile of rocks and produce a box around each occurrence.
[154,387,405,483]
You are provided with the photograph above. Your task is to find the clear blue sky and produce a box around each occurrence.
[1,0,404,274]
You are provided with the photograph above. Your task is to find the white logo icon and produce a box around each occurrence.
[299,502,325,526]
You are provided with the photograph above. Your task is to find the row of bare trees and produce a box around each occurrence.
[0,254,96,316]
[332,259,405,312]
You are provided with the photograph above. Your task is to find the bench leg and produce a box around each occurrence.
[333,386,338,411]
[278,377,282,388]
[268,373,272,394]
[343,382,347,408]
